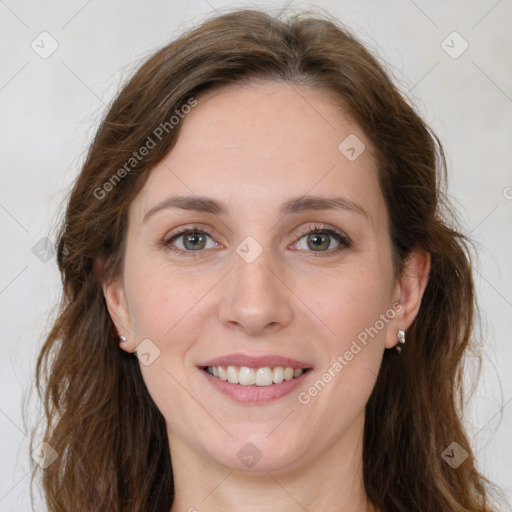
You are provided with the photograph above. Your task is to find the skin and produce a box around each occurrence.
[102,80,430,512]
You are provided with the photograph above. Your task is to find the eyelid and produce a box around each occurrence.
[293,223,350,242]
[164,223,217,241]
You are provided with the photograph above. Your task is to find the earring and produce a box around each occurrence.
[119,335,127,343]
[396,329,405,353]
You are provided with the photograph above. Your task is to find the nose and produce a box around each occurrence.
[217,243,294,336]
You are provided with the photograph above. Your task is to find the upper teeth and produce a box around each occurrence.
[206,365,305,386]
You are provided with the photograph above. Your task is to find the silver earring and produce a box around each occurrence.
[396,329,405,353]
[119,335,127,343]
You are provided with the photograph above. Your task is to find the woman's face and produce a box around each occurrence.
[103,81,428,473]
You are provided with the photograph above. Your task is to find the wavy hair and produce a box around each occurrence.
[32,7,503,511]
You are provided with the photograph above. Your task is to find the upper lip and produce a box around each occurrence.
[198,353,313,369]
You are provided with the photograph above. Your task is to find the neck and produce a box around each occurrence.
[168,414,379,512]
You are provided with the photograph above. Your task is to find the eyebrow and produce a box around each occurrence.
[142,194,369,222]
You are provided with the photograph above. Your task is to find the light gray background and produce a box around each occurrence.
[1,1,510,510]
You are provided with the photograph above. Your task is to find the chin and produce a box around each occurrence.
[205,436,306,474]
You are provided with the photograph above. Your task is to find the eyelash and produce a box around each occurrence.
[163,224,352,258]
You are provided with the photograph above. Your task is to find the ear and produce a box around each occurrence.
[385,248,431,349]
[101,275,136,354]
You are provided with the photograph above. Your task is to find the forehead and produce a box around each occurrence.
[130,80,386,228]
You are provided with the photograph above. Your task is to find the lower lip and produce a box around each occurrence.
[200,368,312,404]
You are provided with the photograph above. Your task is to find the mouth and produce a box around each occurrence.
[199,364,313,404]
[200,365,312,386]
[197,353,314,403]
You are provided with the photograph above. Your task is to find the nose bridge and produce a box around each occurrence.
[217,236,294,334]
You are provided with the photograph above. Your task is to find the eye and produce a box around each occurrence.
[291,224,351,256]
[163,223,351,257]
[164,226,220,255]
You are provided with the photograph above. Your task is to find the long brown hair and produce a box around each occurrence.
[32,7,504,511]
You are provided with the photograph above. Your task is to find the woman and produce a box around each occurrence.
[32,7,505,512]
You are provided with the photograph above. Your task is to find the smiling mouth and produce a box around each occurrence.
[201,365,311,386]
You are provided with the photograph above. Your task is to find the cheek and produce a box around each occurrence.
[308,261,394,399]
[318,263,393,342]
[126,266,210,417]
[293,269,392,447]
[124,252,214,341]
